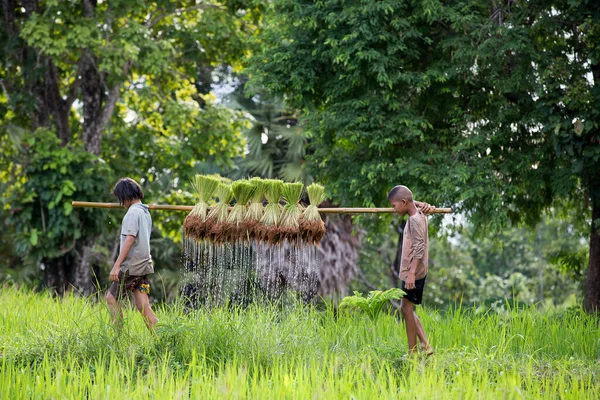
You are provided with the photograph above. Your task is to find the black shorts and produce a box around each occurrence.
[401,276,427,305]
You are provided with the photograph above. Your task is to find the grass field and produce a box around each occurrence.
[0,287,598,399]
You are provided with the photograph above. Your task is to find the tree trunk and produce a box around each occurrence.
[45,58,71,144]
[584,189,600,312]
[43,257,67,296]
[536,226,544,302]
[72,235,99,296]
[81,52,105,155]
[193,62,213,108]
[584,58,600,312]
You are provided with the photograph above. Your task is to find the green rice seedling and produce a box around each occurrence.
[279,182,304,243]
[183,175,220,241]
[257,179,283,244]
[245,178,267,240]
[339,289,405,321]
[206,182,233,243]
[1,287,600,399]
[225,180,256,241]
[299,183,327,244]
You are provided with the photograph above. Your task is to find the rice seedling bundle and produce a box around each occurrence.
[206,182,233,243]
[244,177,267,240]
[225,180,256,241]
[183,175,220,241]
[279,182,304,243]
[299,183,327,244]
[257,179,283,244]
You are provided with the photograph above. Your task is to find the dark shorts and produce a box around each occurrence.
[108,271,150,299]
[401,276,427,305]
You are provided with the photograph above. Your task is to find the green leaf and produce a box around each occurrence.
[30,229,38,246]
[63,202,73,216]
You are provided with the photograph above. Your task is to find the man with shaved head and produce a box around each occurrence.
[388,185,434,356]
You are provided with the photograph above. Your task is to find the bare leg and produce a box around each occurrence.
[414,313,433,354]
[400,298,418,355]
[133,289,158,330]
[106,292,123,326]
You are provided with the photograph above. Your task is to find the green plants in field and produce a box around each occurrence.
[339,288,405,321]
[1,288,598,399]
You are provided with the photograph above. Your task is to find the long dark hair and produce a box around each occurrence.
[112,177,144,205]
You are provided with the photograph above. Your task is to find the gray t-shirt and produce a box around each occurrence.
[120,203,154,276]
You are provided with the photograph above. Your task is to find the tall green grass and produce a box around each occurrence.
[0,287,598,399]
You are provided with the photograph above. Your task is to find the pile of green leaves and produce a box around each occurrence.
[0,129,112,262]
[339,289,406,321]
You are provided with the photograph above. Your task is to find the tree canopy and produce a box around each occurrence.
[0,0,261,293]
[248,0,600,309]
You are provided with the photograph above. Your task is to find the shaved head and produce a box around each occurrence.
[387,185,413,202]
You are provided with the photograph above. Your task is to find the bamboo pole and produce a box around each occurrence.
[71,201,452,214]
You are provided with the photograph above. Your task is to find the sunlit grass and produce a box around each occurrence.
[0,287,598,399]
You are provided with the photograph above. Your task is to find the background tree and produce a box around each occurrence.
[248,0,600,310]
[0,0,261,294]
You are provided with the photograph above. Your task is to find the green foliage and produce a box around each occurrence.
[3,288,599,398]
[0,129,112,261]
[249,0,600,230]
[339,288,405,321]
[549,249,589,280]
[226,87,307,183]
[0,1,263,286]
[0,0,260,250]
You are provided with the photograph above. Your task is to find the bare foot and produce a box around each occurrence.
[422,345,434,356]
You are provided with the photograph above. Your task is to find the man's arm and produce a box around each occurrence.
[109,235,136,282]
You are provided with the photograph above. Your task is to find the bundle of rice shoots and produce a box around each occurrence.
[257,179,283,243]
[244,177,267,240]
[225,180,256,241]
[206,183,233,243]
[299,183,327,244]
[183,175,220,241]
[279,182,304,243]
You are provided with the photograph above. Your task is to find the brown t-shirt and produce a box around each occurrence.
[399,210,429,281]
